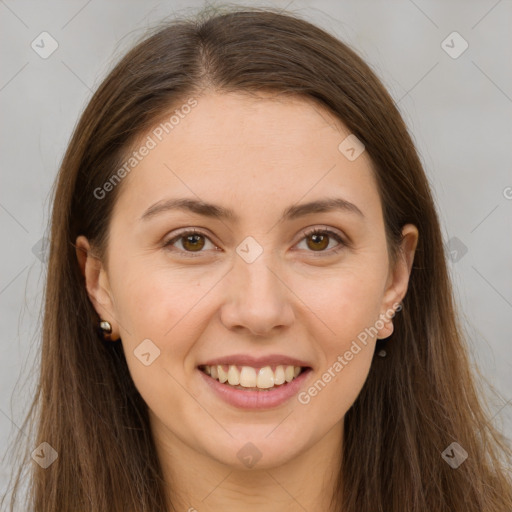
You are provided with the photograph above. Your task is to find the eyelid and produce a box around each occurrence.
[163,227,220,257]
[163,225,348,257]
[298,225,347,244]
[294,226,347,255]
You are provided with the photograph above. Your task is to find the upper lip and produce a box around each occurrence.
[199,354,312,368]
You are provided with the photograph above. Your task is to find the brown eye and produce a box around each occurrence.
[298,228,346,254]
[164,227,346,258]
[181,233,206,252]
[164,229,216,257]
[306,232,329,251]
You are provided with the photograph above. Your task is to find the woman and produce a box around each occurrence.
[4,5,512,511]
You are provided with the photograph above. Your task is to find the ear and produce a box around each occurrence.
[377,223,419,339]
[75,235,119,338]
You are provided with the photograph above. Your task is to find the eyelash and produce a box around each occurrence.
[163,227,347,258]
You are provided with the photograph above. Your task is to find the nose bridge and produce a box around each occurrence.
[220,239,293,334]
[237,244,283,307]
[239,248,278,298]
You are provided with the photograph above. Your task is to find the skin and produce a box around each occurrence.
[76,91,418,512]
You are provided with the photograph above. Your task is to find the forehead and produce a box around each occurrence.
[112,92,382,225]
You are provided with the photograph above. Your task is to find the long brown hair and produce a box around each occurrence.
[3,5,512,511]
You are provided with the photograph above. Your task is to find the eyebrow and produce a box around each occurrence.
[140,196,364,223]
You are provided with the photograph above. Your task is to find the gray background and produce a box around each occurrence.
[1,0,511,497]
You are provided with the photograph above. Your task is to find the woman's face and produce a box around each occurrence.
[77,91,417,471]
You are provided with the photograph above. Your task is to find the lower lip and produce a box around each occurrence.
[198,368,312,410]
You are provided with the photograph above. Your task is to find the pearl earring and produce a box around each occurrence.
[99,320,120,342]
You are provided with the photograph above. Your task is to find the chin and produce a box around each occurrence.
[203,434,301,471]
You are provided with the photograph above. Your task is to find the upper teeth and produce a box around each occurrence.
[202,364,302,389]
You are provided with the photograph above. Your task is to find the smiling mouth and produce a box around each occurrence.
[198,364,309,391]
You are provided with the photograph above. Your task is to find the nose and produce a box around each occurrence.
[219,251,295,337]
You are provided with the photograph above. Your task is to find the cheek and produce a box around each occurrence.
[111,264,232,411]
[112,261,211,339]
[296,331,375,438]
[291,264,385,341]
[292,271,382,415]
[319,344,373,417]
[113,269,206,421]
